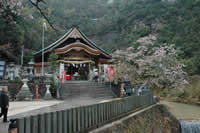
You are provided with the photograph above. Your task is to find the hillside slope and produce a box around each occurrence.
[0,0,200,75]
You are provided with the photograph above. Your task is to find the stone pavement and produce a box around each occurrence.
[8,100,63,117]
[0,96,111,133]
[0,100,62,133]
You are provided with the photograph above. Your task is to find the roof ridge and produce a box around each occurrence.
[34,27,111,58]
[33,28,74,55]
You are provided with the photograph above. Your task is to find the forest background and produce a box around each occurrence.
[0,0,200,103]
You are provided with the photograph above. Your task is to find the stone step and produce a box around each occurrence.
[61,81,113,99]
[63,92,111,94]
[63,86,107,88]
[63,89,110,92]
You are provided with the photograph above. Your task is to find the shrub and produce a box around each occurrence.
[0,80,23,101]
[49,77,59,98]
[184,75,200,101]
[8,80,23,101]
[27,76,47,98]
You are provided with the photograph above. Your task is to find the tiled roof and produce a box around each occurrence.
[33,28,73,55]
[33,27,111,58]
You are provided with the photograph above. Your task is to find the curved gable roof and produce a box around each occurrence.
[34,27,111,58]
[34,28,73,55]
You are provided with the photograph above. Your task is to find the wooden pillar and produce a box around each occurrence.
[88,63,90,72]
[40,67,42,76]
[98,63,101,78]
[97,59,101,78]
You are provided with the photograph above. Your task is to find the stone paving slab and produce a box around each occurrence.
[8,100,63,117]
[0,96,110,133]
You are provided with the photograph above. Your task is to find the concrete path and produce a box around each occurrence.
[0,97,112,133]
[8,100,63,117]
[0,100,62,133]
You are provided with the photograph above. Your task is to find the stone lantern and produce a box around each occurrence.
[28,60,34,75]
[16,78,33,101]
[28,60,34,80]
[16,64,33,101]
[44,84,52,100]
[8,63,15,80]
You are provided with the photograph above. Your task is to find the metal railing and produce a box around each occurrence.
[16,94,154,133]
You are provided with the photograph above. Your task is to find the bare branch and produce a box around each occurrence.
[28,0,56,31]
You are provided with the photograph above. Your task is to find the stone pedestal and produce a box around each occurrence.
[16,79,33,101]
[44,84,52,100]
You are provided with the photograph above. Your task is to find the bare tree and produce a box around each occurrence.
[28,0,56,30]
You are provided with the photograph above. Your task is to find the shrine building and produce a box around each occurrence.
[33,27,113,80]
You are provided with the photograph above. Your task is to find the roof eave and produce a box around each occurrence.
[33,28,74,56]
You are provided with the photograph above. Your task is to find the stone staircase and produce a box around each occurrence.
[61,81,113,99]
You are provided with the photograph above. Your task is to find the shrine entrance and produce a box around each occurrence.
[64,63,90,80]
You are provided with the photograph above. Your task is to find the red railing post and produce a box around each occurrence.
[36,84,39,101]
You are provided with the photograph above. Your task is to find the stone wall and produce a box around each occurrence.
[90,104,181,133]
